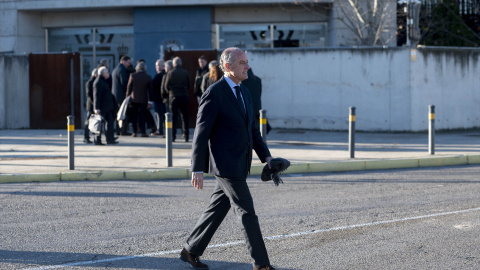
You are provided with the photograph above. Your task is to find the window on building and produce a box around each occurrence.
[47,26,134,86]
[213,23,327,50]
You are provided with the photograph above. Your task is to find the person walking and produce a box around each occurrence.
[83,68,97,144]
[112,55,132,135]
[151,59,166,135]
[164,57,190,142]
[126,62,152,137]
[180,47,277,270]
[93,67,118,145]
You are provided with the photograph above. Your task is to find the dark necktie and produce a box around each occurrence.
[234,86,245,115]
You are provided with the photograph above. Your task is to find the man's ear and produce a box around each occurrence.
[224,63,230,71]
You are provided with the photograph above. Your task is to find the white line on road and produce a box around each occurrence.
[22,207,480,270]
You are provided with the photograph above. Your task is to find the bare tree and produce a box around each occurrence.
[336,0,397,45]
[292,0,397,46]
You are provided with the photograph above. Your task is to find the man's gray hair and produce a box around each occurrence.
[136,61,146,72]
[220,47,242,73]
[172,57,182,67]
[156,59,164,67]
[91,68,98,77]
[98,66,108,76]
[165,60,173,70]
[208,60,218,69]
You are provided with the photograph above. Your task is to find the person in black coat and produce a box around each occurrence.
[151,59,166,135]
[241,68,271,133]
[111,55,132,135]
[126,62,152,137]
[180,48,277,270]
[193,55,208,104]
[83,68,97,143]
[164,57,191,142]
[93,67,118,145]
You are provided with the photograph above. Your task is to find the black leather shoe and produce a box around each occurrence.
[253,265,277,270]
[106,141,118,145]
[83,138,92,144]
[179,248,208,269]
[94,142,104,146]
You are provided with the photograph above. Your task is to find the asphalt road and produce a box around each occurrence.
[1,165,480,270]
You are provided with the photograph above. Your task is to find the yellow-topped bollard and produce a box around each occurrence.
[349,107,356,159]
[165,112,173,167]
[67,115,75,170]
[429,105,435,155]
[260,109,267,144]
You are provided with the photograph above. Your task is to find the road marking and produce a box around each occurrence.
[22,207,480,270]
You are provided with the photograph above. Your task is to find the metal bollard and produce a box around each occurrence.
[429,105,435,155]
[260,109,267,144]
[165,112,173,167]
[349,107,356,159]
[67,115,75,170]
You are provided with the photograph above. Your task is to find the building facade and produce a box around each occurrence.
[0,0,398,76]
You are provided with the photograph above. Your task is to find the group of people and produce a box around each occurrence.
[83,55,202,144]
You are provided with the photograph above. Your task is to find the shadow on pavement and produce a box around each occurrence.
[0,250,295,270]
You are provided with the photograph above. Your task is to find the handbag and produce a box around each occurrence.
[88,114,106,134]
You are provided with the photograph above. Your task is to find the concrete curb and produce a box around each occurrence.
[1,154,480,184]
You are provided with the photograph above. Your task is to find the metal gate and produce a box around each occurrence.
[164,50,218,127]
[29,53,82,129]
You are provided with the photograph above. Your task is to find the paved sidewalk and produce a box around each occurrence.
[1,128,480,183]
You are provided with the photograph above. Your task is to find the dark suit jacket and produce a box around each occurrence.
[241,69,262,117]
[126,71,152,104]
[85,76,95,114]
[191,77,271,178]
[151,70,166,103]
[93,76,115,113]
[111,63,128,104]
[164,67,190,98]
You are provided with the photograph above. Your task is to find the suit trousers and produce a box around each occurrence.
[84,112,92,140]
[130,102,147,135]
[170,95,189,139]
[184,176,270,267]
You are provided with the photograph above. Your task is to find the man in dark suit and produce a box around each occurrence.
[83,68,97,144]
[93,67,118,145]
[180,48,277,270]
[241,68,272,134]
[126,61,152,137]
[151,59,166,135]
[164,57,190,142]
[112,55,131,135]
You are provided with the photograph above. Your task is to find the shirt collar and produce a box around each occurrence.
[224,75,240,89]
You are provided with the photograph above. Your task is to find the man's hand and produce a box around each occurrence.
[266,156,273,169]
[191,172,204,190]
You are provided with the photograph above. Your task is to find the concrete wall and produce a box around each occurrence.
[247,47,480,132]
[2,48,479,131]
[0,54,29,129]
[410,48,480,131]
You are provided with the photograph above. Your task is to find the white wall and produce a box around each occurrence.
[410,48,480,131]
[248,47,480,132]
